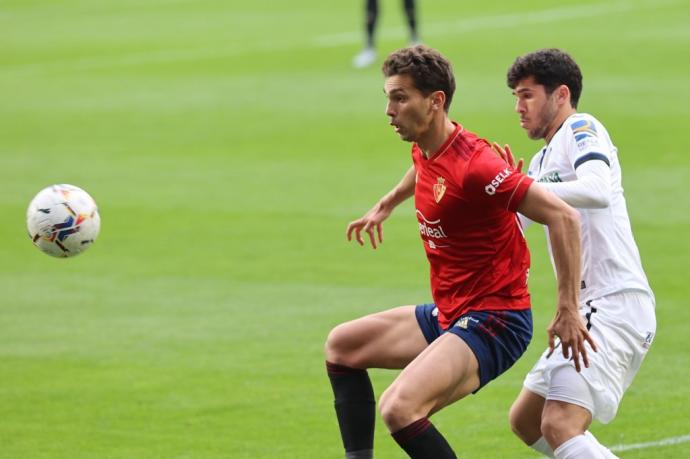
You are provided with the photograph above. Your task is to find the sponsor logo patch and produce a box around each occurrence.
[576,136,599,152]
[571,119,598,144]
[416,210,449,248]
[484,167,512,195]
[538,171,562,183]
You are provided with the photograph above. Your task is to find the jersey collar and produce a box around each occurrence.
[424,122,463,162]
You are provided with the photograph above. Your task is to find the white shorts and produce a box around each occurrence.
[523,290,656,424]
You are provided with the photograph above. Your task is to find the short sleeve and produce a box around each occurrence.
[566,116,611,170]
[465,145,534,212]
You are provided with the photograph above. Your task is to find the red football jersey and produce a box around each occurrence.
[412,123,534,329]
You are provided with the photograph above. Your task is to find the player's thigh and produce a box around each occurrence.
[325,305,428,369]
[541,365,593,443]
[382,333,480,422]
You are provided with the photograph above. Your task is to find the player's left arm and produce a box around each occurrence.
[346,165,416,248]
[543,118,613,208]
[517,183,597,371]
[541,159,611,208]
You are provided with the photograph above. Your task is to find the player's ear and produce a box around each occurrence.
[431,91,445,111]
[557,85,571,106]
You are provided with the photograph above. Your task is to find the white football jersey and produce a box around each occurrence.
[525,113,654,303]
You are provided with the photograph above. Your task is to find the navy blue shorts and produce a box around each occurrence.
[415,304,533,391]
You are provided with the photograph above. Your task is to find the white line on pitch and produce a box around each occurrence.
[525,434,690,457]
[610,434,690,452]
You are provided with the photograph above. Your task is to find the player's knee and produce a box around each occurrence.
[324,323,363,367]
[378,385,418,431]
[378,388,405,429]
[508,402,534,444]
[324,324,348,362]
[540,413,578,447]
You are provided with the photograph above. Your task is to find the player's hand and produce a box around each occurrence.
[547,305,598,372]
[346,200,393,249]
[492,142,523,172]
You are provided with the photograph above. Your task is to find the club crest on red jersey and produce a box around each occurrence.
[433,177,447,203]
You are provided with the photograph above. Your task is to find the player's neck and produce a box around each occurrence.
[545,108,577,144]
[417,117,456,158]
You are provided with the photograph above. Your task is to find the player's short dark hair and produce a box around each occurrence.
[507,48,583,108]
[382,45,456,112]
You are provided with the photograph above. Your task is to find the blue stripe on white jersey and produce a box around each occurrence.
[574,152,610,169]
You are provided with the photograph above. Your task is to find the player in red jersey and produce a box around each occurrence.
[324,45,595,459]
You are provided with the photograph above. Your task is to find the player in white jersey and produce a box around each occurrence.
[498,49,657,458]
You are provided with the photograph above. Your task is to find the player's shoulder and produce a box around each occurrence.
[453,126,489,157]
[562,112,614,150]
[465,137,499,170]
[463,137,514,186]
[438,125,494,170]
[565,112,609,137]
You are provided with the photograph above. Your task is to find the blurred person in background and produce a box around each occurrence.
[353,0,420,68]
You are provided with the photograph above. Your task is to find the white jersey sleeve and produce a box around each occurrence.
[541,115,613,207]
[564,116,612,170]
[541,158,611,208]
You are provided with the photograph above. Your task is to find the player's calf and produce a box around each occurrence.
[325,361,376,458]
[391,417,457,459]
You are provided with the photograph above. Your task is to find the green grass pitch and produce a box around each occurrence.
[1,0,689,457]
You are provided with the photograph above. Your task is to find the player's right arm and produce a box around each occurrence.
[485,143,596,369]
[346,165,416,249]
[517,183,597,372]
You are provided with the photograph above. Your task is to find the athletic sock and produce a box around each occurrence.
[391,417,456,458]
[554,434,606,459]
[530,436,555,457]
[365,0,378,48]
[584,431,619,458]
[403,0,418,43]
[326,361,375,458]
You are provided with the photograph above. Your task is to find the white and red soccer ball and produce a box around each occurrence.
[26,184,101,258]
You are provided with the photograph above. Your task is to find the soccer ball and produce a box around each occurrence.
[26,184,101,258]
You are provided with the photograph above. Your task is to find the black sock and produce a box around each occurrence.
[403,0,418,42]
[392,417,456,459]
[326,361,376,457]
[365,0,378,48]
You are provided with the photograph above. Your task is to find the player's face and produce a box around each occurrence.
[384,74,435,143]
[513,76,559,140]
